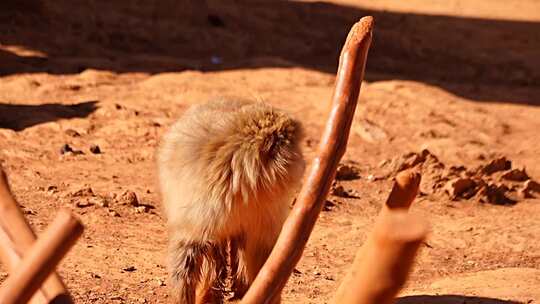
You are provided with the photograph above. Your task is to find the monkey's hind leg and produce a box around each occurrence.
[230,235,249,300]
[196,242,228,304]
[168,240,214,304]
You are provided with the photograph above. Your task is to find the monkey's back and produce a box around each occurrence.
[158,99,304,243]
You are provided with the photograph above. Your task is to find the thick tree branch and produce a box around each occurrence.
[240,16,374,304]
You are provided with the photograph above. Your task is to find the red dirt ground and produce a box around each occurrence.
[1,1,539,303]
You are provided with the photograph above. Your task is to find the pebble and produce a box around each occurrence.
[89,144,101,154]
[123,266,137,272]
[71,187,94,197]
[64,129,81,137]
[480,157,511,175]
[335,162,361,180]
[108,209,121,217]
[60,144,74,154]
[60,143,84,155]
[331,184,348,197]
[444,178,476,199]
[501,168,529,181]
[119,190,139,206]
[75,200,94,208]
[90,196,109,207]
[322,200,336,211]
[135,206,148,213]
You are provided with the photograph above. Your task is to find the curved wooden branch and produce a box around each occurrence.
[240,16,374,304]
[333,169,425,303]
[332,211,428,304]
[0,165,73,303]
[0,209,83,304]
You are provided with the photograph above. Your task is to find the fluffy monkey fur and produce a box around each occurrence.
[157,98,305,303]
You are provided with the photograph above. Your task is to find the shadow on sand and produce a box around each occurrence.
[1,0,539,104]
[0,101,98,131]
[397,295,522,304]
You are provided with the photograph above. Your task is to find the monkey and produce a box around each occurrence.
[157,97,305,304]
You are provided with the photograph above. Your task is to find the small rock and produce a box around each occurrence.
[396,149,441,172]
[91,273,101,279]
[480,157,511,175]
[444,178,476,199]
[72,187,94,197]
[331,184,348,197]
[68,84,82,91]
[60,144,84,155]
[207,14,225,27]
[135,206,148,213]
[517,188,535,199]
[305,138,318,148]
[75,200,94,208]
[476,183,516,205]
[47,185,58,194]
[64,129,80,137]
[90,196,109,207]
[501,168,529,181]
[123,266,137,272]
[446,165,467,177]
[119,190,139,206]
[89,144,101,154]
[523,180,540,193]
[60,144,74,154]
[335,162,361,180]
[110,296,124,301]
[156,278,166,286]
[22,208,36,215]
[108,209,121,217]
[322,200,336,211]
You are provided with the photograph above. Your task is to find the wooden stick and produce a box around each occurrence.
[332,211,428,304]
[0,209,83,304]
[332,170,424,304]
[240,16,374,304]
[384,168,422,211]
[0,165,73,304]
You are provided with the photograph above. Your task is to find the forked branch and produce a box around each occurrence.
[0,165,74,303]
[0,209,83,304]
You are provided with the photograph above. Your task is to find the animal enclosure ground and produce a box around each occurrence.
[1,0,539,303]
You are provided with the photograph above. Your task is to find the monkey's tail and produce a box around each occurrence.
[167,239,227,304]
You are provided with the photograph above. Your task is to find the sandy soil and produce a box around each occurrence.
[1,1,539,303]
